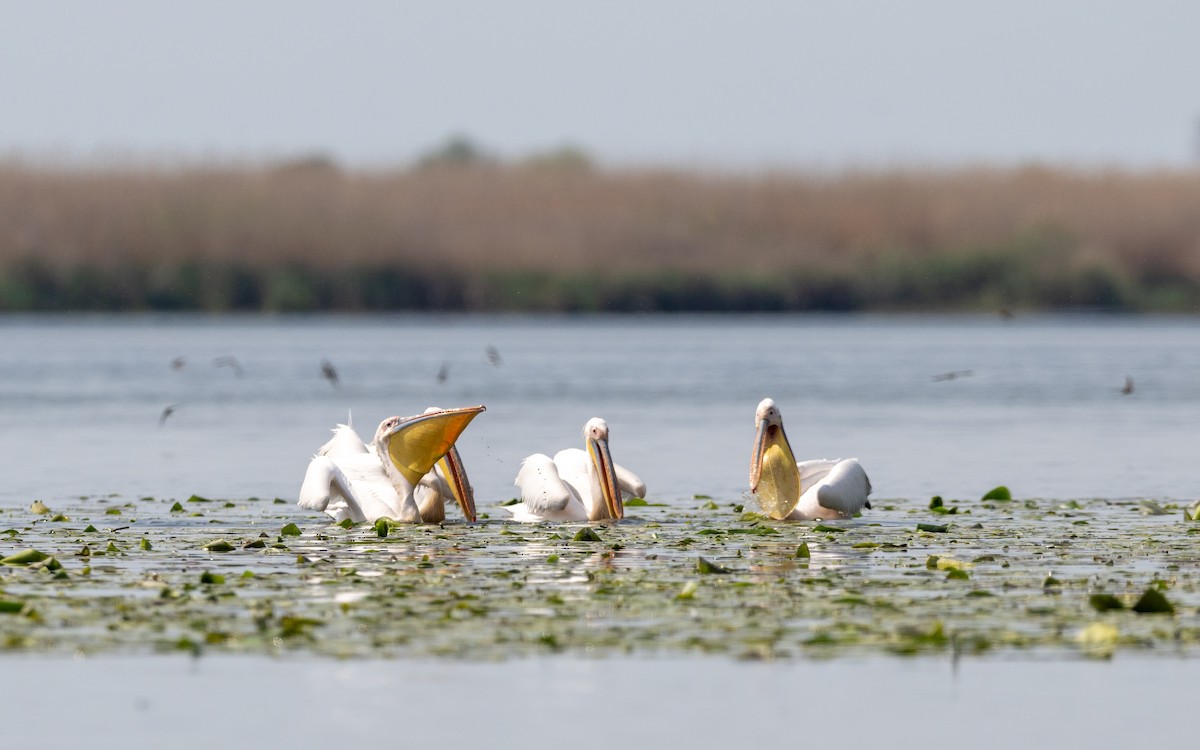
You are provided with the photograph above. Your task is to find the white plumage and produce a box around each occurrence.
[297,406,484,524]
[504,418,645,523]
[750,398,871,521]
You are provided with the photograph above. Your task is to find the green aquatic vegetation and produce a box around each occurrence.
[696,557,732,574]
[1076,622,1120,658]
[1089,594,1125,612]
[929,496,959,515]
[1132,588,1174,615]
[1,549,49,565]
[572,528,603,542]
[981,486,1012,501]
[0,494,1198,660]
[0,600,27,615]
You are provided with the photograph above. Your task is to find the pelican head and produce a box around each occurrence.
[750,397,801,520]
[373,405,486,498]
[423,406,477,522]
[583,417,624,520]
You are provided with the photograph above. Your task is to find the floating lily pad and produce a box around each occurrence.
[929,496,959,515]
[981,486,1012,501]
[1088,594,1125,612]
[1,549,49,565]
[1132,588,1174,614]
[696,556,731,574]
[1077,622,1119,657]
[572,528,603,542]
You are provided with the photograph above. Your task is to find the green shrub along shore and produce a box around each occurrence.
[2,158,1199,313]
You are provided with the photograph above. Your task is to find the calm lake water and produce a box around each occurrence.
[2,313,1197,507]
[5,654,1198,749]
[4,313,1200,746]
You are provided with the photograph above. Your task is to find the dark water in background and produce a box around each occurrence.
[2,313,1198,507]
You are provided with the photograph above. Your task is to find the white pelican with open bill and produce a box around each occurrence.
[411,406,479,523]
[504,417,645,523]
[298,405,485,524]
[749,398,871,521]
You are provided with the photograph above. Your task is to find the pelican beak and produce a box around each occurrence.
[384,405,486,486]
[588,435,624,520]
[436,445,476,522]
[750,417,801,520]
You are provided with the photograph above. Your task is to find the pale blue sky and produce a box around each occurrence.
[2,1,1198,168]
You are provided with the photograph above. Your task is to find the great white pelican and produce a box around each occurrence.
[411,406,479,523]
[297,405,484,524]
[749,397,871,520]
[503,417,645,523]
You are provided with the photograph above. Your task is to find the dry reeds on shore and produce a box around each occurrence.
[2,158,1199,312]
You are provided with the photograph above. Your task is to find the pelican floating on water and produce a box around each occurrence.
[503,418,645,523]
[298,405,485,524]
[749,398,871,520]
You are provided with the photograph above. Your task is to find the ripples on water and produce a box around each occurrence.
[2,314,1197,506]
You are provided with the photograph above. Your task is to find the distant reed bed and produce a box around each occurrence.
[2,158,1200,312]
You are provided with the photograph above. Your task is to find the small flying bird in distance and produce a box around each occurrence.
[1121,376,1134,395]
[932,370,974,382]
[436,362,450,384]
[170,356,186,371]
[486,345,502,366]
[214,356,244,378]
[159,403,180,427]
[321,359,340,388]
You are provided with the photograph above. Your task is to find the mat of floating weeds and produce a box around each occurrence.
[2,494,1199,659]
